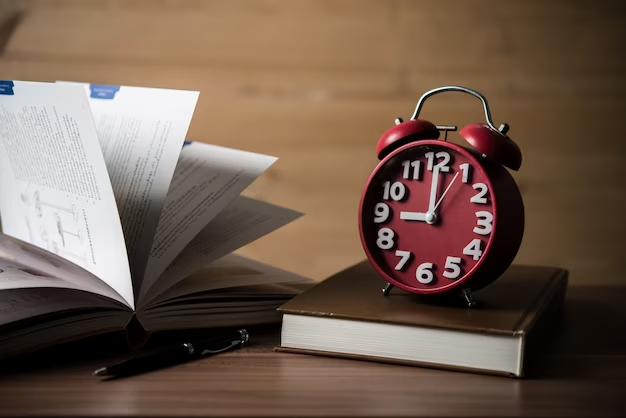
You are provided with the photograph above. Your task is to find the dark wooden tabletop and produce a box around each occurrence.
[0,285,625,418]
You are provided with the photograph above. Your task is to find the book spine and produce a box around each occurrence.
[124,313,151,351]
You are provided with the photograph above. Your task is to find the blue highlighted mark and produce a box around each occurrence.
[0,80,15,95]
[89,84,120,99]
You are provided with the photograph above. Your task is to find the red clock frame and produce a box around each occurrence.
[359,139,524,295]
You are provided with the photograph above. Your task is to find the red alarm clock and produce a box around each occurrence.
[358,86,524,306]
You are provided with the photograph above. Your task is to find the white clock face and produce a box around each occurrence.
[360,142,496,293]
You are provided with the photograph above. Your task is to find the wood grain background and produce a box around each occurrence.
[1,0,625,285]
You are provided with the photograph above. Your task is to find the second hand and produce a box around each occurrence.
[432,171,460,213]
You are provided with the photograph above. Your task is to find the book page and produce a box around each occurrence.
[0,258,91,293]
[141,196,302,306]
[58,82,199,290]
[0,287,130,360]
[144,253,314,310]
[140,142,277,300]
[0,234,127,305]
[0,81,134,308]
[0,287,128,329]
[140,255,313,332]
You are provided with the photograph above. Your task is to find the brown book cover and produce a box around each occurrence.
[276,261,568,377]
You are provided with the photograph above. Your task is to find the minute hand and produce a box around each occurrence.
[428,166,440,213]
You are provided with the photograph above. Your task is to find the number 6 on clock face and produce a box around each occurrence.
[416,263,434,284]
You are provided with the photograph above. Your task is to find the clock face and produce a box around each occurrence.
[359,140,497,294]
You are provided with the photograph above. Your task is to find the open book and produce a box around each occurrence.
[0,80,312,359]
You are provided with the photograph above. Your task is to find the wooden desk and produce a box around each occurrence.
[0,285,624,417]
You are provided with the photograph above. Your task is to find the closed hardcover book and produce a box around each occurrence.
[276,261,568,377]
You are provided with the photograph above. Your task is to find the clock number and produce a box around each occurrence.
[416,262,434,284]
[473,211,493,235]
[373,202,390,223]
[394,250,412,271]
[376,227,395,250]
[470,183,488,204]
[463,239,483,261]
[425,152,435,171]
[401,160,421,180]
[382,181,406,201]
[443,256,462,279]
[425,151,451,173]
[436,152,451,172]
[459,163,471,183]
[382,181,390,200]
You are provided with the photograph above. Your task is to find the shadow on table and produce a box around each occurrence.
[0,324,280,378]
[525,286,626,379]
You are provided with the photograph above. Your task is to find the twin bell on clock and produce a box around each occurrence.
[358,86,524,306]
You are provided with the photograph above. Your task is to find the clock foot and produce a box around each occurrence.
[462,288,477,308]
[382,283,394,296]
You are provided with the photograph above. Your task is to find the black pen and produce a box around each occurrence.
[93,329,249,377]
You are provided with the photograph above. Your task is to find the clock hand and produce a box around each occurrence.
[401,166,440,223]
[432,171,460,212]
[427,165,440,213]
[400,211,427,221]
[400,167,450,224]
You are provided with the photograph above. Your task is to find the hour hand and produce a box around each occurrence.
[400,211,427,221]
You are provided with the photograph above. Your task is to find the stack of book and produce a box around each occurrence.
[277,261,567,378]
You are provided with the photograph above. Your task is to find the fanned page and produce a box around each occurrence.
[139,142,277,302]
[0,81,134,308]
[0,286,128,330]
[57,82,199,291]
[140,196,303,307]
[0,235,127,305]
[148,253,313,308]
[140,254,315,332]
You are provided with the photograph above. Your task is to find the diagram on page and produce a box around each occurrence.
[20,187,89,267]
[0,82,135,308]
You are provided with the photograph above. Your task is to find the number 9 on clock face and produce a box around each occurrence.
[359,140,524,295]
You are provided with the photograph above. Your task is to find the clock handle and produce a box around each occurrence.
[409,85,508,134]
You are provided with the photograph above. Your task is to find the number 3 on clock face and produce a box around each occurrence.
[358,139,521,295]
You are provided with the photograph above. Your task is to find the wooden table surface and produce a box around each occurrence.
[0,284,624,418]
